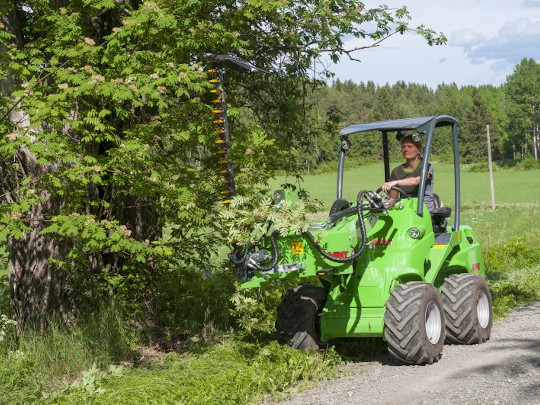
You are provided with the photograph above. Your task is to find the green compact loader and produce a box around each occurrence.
[237,115,493,365]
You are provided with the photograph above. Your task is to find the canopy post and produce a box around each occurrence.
[337,148,345,199]
[382,131,390,181]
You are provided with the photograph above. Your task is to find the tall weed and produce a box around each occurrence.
[80,303,137,362]
[0,350,42,405]
[0,302,137,404]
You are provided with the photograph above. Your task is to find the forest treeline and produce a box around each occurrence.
[276,57,540,172]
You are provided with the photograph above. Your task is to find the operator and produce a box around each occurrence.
[381,134,436,212]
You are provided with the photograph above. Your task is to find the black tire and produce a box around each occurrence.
[384,282,446,365]
[441,274,493,344]
[329,198,350,216]
[275,285,327,349]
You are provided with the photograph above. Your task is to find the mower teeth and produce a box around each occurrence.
[209,64,235,202]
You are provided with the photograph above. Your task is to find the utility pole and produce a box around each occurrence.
[486,125,495,210]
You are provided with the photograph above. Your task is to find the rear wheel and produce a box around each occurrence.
[384,282,446,364]
[275,285,327,349]
[441,274,493,344]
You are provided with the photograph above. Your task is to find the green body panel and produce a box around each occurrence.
[241,198,485,342]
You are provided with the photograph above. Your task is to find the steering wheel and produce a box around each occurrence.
[376,185,411,198]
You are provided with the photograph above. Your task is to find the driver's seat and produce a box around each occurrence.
[430,194,451,234]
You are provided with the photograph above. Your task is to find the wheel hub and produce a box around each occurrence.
[477,290,490,328]
[425,301,442,344]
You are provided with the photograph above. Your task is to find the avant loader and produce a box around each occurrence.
[234,115,493,365]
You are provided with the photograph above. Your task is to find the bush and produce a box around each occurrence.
[230,279,289,338]
[148,266,236,346]
[514,157,540,171]
[467,162,494,172]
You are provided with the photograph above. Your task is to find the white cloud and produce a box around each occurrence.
[463,19,540,65]
[450,29,487,51]
[522,0,540,8]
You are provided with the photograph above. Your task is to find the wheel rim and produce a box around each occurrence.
[425,301,442,344]
[477,290,490,328]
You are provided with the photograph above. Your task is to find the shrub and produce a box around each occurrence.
[230,279,288,338]
[147,266,236,347]
[467,162,494,172]
[514,157,540,171]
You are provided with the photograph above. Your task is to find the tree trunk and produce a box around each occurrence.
[533,116,538,160]
[1,136,74,329]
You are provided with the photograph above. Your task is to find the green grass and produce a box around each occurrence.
[0,304,137,405]
[461,205,540,318]
[40,341,342,405]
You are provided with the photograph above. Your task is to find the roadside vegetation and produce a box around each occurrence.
[1,165,539,404]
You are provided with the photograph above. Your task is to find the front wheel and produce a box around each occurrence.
[384,282,446,365]
[441,274,493,344]
[275,285,327,349]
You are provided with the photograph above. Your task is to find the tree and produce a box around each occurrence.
[0,0,445,329]
[460,89,498,163]
[505,58,540,160]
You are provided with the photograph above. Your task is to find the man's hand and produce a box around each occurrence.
[382,180,399,193]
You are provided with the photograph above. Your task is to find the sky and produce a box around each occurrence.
[329,0,540,88]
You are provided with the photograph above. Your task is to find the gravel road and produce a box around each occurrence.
[273,300,540,405]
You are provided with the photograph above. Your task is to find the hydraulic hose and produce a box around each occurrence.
[245,230,280,272]
[228,241,251,265]
[303,190,369,263]
[232,190,370,273]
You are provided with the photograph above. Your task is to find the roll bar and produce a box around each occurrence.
[337,115,460,230]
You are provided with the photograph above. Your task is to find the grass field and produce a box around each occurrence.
[271,163,540,208]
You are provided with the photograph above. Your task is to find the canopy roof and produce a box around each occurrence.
[339,116,457,138]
